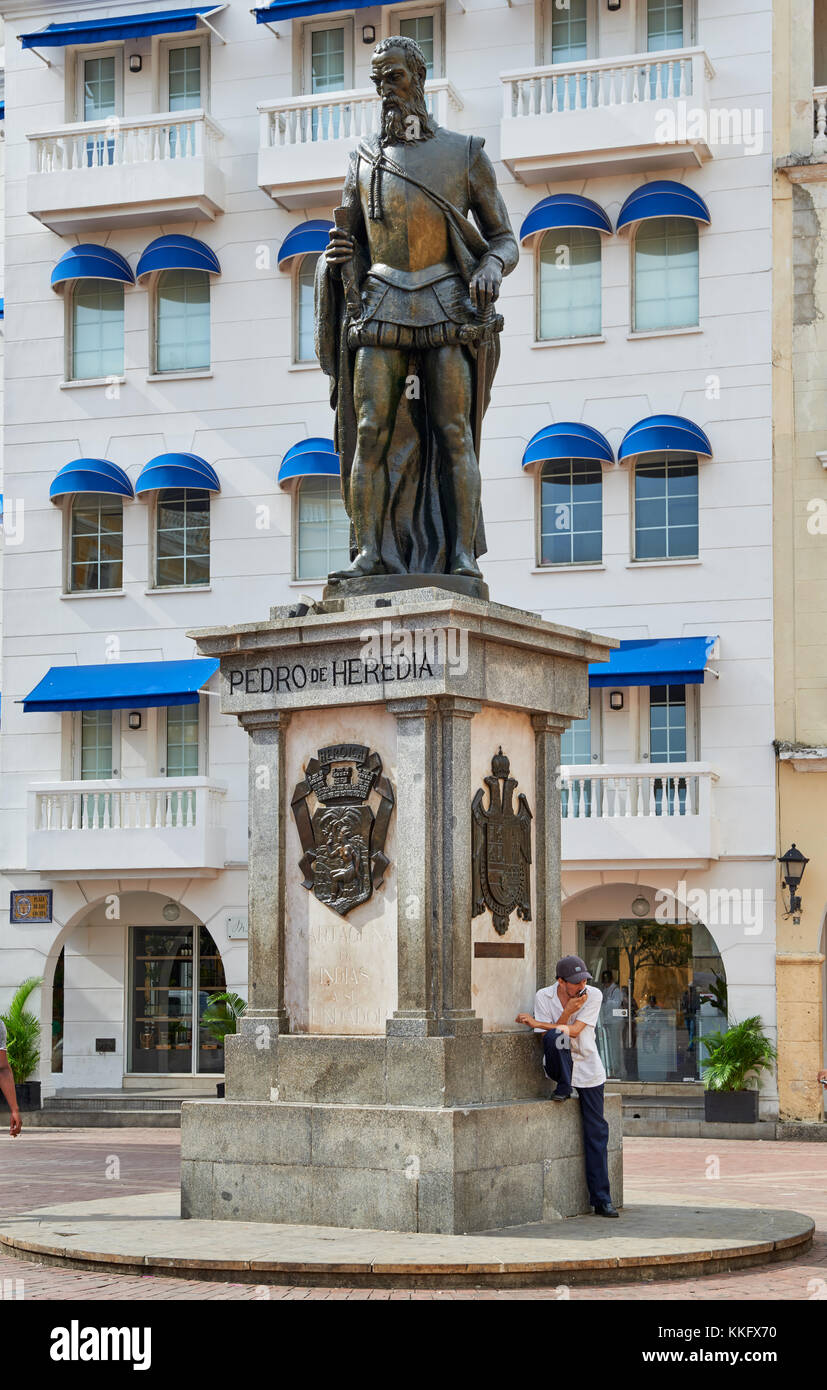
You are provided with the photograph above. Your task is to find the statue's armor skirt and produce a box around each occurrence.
[347,268,500,350]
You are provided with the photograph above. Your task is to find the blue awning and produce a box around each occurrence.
[22,659,220,713]
[522,422,614,469]
[50,459,133,502]
[278,220,333,270]
[255,0,373,23]
[51,245,135,291]
[136,453,220,494]
[20,6,224,49]
[520,194,612,244]
[0,298,4,318]
[618,414,712,463]
[589,637,719,689]
[616,180,711,232]
[136,234,221,280]
[278,437,340,485]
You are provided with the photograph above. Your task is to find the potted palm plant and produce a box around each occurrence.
[201,991,247,1097]
[1,977,44,1110]
[701,1015,777,1123]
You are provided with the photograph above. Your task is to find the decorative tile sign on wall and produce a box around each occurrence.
[10,890,53,924]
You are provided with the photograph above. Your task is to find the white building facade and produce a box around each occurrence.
[0,0,777,1108]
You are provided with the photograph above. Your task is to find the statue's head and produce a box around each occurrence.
[371,35,435,143]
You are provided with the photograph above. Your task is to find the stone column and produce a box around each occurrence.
[386,698,438,1036]
[532,714,564,991]
[438,696,482,1036]
[238,710,291,1031]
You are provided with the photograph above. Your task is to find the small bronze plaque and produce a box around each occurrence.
[474,942,525,959]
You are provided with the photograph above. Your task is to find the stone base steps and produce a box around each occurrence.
[25,1109,182,1129]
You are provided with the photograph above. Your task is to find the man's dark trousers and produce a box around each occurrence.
[543,1028,612,1209]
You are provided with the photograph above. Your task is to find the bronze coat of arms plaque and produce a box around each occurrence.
[291,743,394,918]
[472,748,532,936]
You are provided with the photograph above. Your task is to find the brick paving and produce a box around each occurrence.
[0,1128,825,1299]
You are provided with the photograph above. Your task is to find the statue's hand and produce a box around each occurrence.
[469,255,503,314]
[325,229,356,266]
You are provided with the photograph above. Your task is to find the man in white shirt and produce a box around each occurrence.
[516,954,618,1217]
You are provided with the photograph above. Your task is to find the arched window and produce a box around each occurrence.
[155,488,210,587]
[538,227,602,340]
[633,453,698,559]
[155,268,210,372]
[69,492,123,591]
[295,253,319,362]
[296,475,350,579]
[539,458,603,565]
[71,279,124,380]
[633,216,699,332]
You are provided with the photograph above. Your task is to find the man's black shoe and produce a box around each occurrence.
[551,1090,572,1102]
[593,1202,620,1217]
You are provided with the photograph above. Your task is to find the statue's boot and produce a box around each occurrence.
[329,548,388,580]
[450,550,484,580]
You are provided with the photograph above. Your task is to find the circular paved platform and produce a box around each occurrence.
[0,1193,813,1288]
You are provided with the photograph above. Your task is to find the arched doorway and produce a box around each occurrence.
[129,921,227,1076]
[578,913,726,1083]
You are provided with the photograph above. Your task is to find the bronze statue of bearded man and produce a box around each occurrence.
[315,34,518,591]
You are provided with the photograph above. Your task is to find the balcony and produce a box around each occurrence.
[560,763,719,869]
[26,778,227,878]
[27,110,225,235]
[500,47,714,184]
[258,79,463,210]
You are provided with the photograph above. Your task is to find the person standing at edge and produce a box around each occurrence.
[0,1018,21,1137]
[516,955,618,1217]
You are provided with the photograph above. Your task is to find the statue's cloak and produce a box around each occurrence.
[315,132,508,574]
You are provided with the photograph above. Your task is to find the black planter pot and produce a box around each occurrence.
[15,1081,42,1111]
[704,1089,759,1124]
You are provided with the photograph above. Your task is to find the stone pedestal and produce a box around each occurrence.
[180,588,621,1233]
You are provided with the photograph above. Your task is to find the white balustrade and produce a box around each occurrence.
[814,87,827,148]
[28,109,223,175]
[259,79,463,150]
[501,47,711,120]
[558,763,717,822]
[32,779,222,833]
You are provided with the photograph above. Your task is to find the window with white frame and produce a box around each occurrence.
[155,488,210,588]
[155,269,210,372]
[633,216,699,333]
[303,20,353,138]
[539,458,602,566]
[633,455,698,560]
[165,41,204,109]
[548,0,589,62]
[76,49,121,165]
[166,702,201,777]
[391,8,443,78]
[78,709,115,779]
[69,493,124,591]
[560,706,593,815]
[296,476,350,579]
[70,279,124,380]
[295,254,319,362]
[538,227,602,341]
[646,0,685,50]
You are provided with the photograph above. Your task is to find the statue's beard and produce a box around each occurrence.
[380,93,434,144]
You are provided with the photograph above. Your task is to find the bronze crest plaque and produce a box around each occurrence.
[291,744,394,917]
[472,748,532,935]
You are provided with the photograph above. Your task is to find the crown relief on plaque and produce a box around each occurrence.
[472,748,533,937]
[291,743,395,918]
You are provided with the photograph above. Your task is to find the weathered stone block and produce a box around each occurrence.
[277,1035,387,1105]
[212,1161,314,1224]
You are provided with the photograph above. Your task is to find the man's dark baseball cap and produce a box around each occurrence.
[556,955,592,984]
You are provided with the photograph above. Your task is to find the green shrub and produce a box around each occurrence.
[700,1015,776,1093]
[1,978,43,1084]
[201,991,247,1046]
